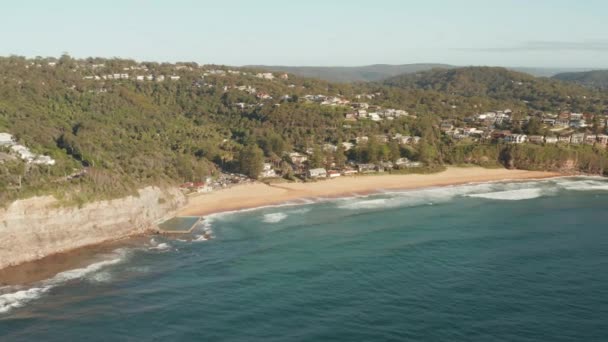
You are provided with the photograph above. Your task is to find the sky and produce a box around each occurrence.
[1,0,608,68]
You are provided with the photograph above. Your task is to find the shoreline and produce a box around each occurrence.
[177,167,564,217]
[0,167,565,283]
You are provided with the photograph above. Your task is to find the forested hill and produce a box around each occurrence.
[248,64,454,83]
[552,70,608,90]
[383,67,606,113]
[1,56,608,206]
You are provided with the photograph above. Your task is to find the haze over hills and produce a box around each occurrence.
[553,70,608,90]
[246,64,454,83]
[250,64,596,83]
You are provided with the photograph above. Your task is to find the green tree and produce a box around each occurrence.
[388,140,401,162]
[237,144,264,179]
[334,144,347,168]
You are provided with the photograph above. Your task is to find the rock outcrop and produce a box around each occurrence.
[0,187,185,270]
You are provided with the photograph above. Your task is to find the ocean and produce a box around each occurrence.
[1,177,608,341]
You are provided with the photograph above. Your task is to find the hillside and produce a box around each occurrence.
[1,57,608,206]
[553,70,608,90]
[248,64,454,83]
[383,67,606,113]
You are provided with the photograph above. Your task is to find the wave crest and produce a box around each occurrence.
[0,249,128,314]
[263,213,288,223]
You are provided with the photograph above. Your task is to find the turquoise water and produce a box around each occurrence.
[2,177,608,341]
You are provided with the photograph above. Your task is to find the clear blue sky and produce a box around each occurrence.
[2,0,607,68]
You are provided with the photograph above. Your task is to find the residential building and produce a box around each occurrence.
[528,135,544,144]
[289,152,308,165]
[570,133,585,144]
[505,134,528,144]
[308,168,327,178]
[357,163,376,173]
[259,163,277,178]
[544,136,558,144]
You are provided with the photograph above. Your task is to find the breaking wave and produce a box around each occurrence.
[467,188,544,201]
[337,177,608,210]
[556,179,608,192]
[263,212,288,223]
[0,249,129,314]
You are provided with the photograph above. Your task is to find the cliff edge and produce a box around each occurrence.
[0,187,186,270]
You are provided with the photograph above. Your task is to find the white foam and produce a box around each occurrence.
[193,235,209,242]
[557,179,608,191]
[0,249,128,314]
[149,242,171,251]
[467,188,544,201]
[263,212,288,223]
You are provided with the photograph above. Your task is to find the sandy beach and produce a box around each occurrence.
[178,167,562,217]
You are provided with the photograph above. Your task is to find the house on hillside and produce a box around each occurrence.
[570,133,585,144]
[259,163,277,178]
[544,136,558,144]
[585,135,598,145]
[505,134,527,144]
[528,135,544,144]
[289,152,308,165]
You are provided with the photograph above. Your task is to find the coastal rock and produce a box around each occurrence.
[0,187,185,270]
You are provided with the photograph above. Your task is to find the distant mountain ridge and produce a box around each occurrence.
[552,70,608,90]
[247,64,455,83]
[381,66,602,112]
[249,64,595,82]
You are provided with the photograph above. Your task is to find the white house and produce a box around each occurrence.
[544,136,558,144]
[505,134,527,144]
[308,168,327,178]
[169,75,181,81]
[570,133,585,144]
[259,163,277,178]
[289,152,308,165]
[256,72,275,80]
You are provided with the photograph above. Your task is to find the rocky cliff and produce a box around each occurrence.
[0,187,186,270]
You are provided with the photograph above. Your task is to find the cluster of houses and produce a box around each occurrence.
[301,157,422,180]
[255,132,424,181]
[0,133,56,166]
[441,108,608,145]
[498,132,608,146]
[83,74,181,82]
[178,173,255,194]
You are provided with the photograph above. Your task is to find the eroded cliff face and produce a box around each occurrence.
[0,187,186,270]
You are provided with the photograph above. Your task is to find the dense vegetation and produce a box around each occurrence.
[1,56,608,205]
[553,70,608,90]
[383,67,607,114]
